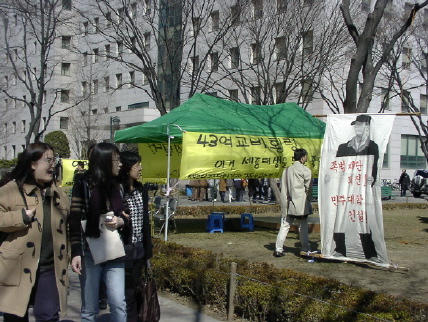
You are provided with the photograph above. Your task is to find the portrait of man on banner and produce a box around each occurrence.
[319,114,395,267]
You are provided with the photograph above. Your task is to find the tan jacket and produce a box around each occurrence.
[280,161,312,217]
[0,181,70,318]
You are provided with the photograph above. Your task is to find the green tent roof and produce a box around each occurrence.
[115,93,325,143]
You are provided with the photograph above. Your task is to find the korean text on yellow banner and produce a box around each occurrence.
[180,132,323,179]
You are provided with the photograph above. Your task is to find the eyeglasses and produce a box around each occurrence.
[112,159,121,163]
[132,163,142,169]
[39,158,55,166]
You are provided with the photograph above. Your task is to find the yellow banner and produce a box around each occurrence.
[61,159,88,187]
[180,132,323,179]
[138,143,182,178]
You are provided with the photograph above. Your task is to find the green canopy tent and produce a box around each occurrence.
[115,93,325,144]
[115,93,325,240]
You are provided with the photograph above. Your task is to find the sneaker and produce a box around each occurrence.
[273,251,285,258]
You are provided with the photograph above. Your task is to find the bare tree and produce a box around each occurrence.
[74,0,235,115]
[340,0,428,114]
[0,0,85,145]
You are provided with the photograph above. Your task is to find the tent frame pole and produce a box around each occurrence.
[164,125,172,241]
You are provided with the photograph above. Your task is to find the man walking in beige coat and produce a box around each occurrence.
[274,148,313,257]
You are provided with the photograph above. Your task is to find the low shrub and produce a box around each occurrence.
[151,240,428,321]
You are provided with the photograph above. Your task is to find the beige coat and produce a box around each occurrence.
[0,181,70,318]
[280,161,312,216]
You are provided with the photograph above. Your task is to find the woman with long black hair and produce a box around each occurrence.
[0,143,70,321]
[118,151,153,321]
[69,142,129,321]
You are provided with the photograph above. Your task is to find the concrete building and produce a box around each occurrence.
[0,0,427,183]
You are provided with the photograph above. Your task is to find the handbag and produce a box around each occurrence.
[136,260,160,322]
[81,212,126,265]
[124,241,145,262]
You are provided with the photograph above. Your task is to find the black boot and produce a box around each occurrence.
[360,233,377,259]
[333,232,346,257]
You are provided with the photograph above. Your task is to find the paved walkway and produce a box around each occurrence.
[0,269,221,322]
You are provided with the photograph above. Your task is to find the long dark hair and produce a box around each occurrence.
[0,142,54,188]
[119,151,142,194]
[88,142,120,196]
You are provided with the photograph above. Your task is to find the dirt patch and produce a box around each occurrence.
[166,208,428,305]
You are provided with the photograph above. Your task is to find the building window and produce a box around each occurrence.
[60,117,69,130]
[304,0,313,6]
[93,48,99,63]
[21,120,25,133]
[91,109,98,115]
[116,73,122,89]
[129,71,135,87]
[81,81,88,96]
[12,122,16,134]
[275,82,286,103]
[3,123,7,134]
[301,79,314,103]
[210,11,219,31]
[118,8,124,24]
[43,91,46,104]
[361,0,371,12]
[128,102,149,109]
[12,145,16,158]
[420,94,427,114]
[401,135,427,169]
[381,88,390,110]
[83,52,88,66]
[144,33,151,50]
[142,73,148,85]
[92,79,98,94]
[94,17,99,33]
[61,90,70,103]
[191,56,199,74]
[62,0,71,10]
[303,30,313,56]
[277,0,287,13]
[275,37,286,60]
[251,86,261,105]
[401,90,410,111]
[106,12,112,28]
[116,106,122,112]
[104,77,110,92]
[62,36,72,49]
[251,43,261,64]
[13,98,16,109]
[404,2,412,17]
[252,0,263,19]
[230,47,240,68]
[231,5,241,25]
[144,0,151,15]
[130,2,137,18]
[83,21,89,35]
[402,47,411,70]
[192,17,201,36]
[210,52,219,72]
[229,89,239,102]
[61,63,71,76]
[117,42,123,56]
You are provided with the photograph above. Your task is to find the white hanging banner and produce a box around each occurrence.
[319,114,395,267]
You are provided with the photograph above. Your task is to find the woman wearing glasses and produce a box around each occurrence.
[69,142,129,321]
[0,143,70,321]
[118,151,153,321]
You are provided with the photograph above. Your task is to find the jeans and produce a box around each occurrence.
[80,250,127,322]
[275,215,309,252]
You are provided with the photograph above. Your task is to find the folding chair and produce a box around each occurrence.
[154,197,177,234]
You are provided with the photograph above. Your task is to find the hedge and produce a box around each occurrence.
[151,240,428,321]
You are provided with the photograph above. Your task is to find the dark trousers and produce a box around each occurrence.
[125,260,143,322]
[3,269,60,322]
